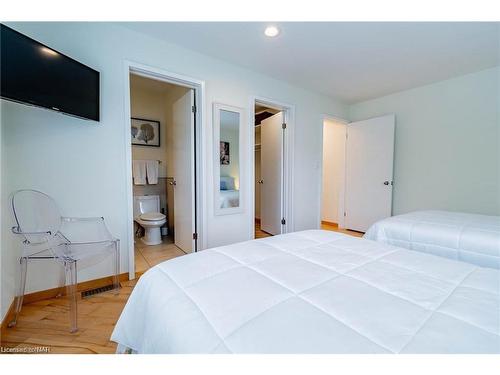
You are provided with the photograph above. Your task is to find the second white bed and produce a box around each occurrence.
[364,210,500,269]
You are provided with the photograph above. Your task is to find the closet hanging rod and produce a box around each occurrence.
[134,159,162,163]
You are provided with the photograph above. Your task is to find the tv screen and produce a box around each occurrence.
[1,24,100,121]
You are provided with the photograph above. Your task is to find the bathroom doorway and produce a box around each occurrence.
[124,63,204,278]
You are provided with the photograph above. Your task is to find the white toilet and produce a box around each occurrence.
[133,195,166,246]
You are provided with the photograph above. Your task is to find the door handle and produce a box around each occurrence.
[258,179,264,184]
[169,180,177,186]
[383,180,393,186]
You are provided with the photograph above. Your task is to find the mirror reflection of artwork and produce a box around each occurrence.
[131,118,160,147]
[220,141,230,165]
[215,105,242,213]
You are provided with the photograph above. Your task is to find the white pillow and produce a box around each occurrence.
[220,176,235,190]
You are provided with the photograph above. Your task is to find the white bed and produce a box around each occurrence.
[365,211,500,269]
[111,230,499,353]
[219,189,240,208]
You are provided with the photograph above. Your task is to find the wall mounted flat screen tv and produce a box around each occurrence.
[1,24,100,121]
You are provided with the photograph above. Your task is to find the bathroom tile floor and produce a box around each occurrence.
[135,235,186,275]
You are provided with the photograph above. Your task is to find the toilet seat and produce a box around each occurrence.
[140,212,166,221]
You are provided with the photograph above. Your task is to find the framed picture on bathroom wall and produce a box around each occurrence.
[131,118,160,147]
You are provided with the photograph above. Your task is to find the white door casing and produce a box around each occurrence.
[125,62,205,278]
[172,89,195,252]
[345,114,395,232]
[260,112,283,235]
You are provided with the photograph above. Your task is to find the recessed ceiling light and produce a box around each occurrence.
[40,46,58,57]
[264,26,280,37]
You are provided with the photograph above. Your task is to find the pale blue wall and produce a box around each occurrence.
[349,67,500,216]
[0,22,348,320]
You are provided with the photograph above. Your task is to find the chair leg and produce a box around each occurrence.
[65,260,78,333]
[56,263,66,298]
[8,257,28,328]
[112,240,121,293]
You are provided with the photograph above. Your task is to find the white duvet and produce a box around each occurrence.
[111,230,500,353]
[219,190,240,208]
[365,211,500,269]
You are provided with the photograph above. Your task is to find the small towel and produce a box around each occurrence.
[132,160,147,185]
[146,160,159,185]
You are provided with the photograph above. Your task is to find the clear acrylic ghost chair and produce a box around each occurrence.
[9,189,120,333]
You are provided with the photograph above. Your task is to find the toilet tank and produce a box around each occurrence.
[133,195,160,217]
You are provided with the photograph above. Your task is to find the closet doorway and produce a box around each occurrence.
[124,63,204,279]
[252,99,294,239]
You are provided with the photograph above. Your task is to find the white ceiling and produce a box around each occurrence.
[122,22,499,104]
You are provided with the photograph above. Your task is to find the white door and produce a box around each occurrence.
[260,112,283,235]
[345,114,395,232]
[172,89,195,252]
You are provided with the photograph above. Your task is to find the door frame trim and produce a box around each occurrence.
[318,115,350,230]
[249,96,295,238]
[123,60,206,279]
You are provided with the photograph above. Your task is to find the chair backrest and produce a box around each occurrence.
[11,189,61,244]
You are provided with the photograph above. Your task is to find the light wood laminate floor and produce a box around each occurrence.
[1,228,361,353]
[254,221,272,239]
[321,222,364,237]
[255,220,363,239]
[1,237,185,354]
